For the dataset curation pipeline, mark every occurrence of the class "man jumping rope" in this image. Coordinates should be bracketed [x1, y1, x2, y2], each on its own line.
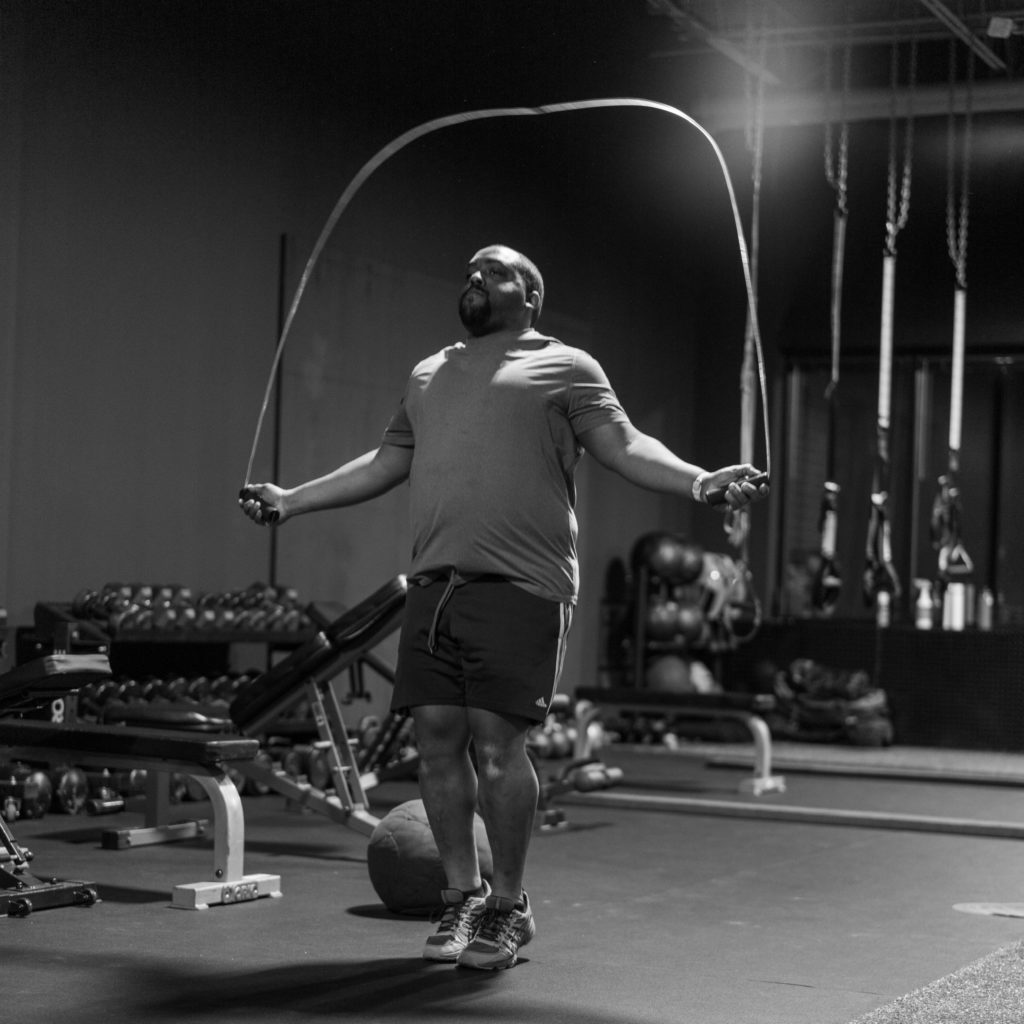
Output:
[240, 243, 767, 970]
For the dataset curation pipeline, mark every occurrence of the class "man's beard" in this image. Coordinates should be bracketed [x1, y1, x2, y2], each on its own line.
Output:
[458, 289, 491, 334]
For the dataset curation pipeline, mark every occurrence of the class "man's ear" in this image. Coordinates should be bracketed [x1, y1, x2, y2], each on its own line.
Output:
[526, 289, 542, 324]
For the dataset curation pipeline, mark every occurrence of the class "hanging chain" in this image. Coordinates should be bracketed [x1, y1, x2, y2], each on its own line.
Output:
[885, 36, 917, 254]
[823, 38, 851, 399]
[823, 41, 851, 216]
[946, 41, 973, 290]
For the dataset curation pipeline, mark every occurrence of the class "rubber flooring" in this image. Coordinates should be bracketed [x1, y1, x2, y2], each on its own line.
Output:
[5, 749, 1024, 1024]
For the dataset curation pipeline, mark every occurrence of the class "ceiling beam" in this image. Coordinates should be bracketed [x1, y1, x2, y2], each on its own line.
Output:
[696, 79, 1024, 132]
[916, 0, 1007, 70]
[649, 10, 1024, 53]
[647, 0, 781, 86]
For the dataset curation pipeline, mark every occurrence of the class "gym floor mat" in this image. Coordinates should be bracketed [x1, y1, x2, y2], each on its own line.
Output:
[5, 766, 1024, 1024]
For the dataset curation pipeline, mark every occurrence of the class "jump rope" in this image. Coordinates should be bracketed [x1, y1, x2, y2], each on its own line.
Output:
[240, 98, 773, 521]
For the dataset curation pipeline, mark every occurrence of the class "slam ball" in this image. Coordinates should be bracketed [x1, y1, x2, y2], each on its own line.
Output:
[644, 655, 694, 693]
[366, 799, 493, 916]
[645, 599, 682, 641]
[631, 532, 704, 585]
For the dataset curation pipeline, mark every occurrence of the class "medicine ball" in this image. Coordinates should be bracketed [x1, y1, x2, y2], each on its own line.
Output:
[366, 799, 493, 916]
[644, 655, 694, 693]
[631, 532, 704, 585]
[645, 599, 681, 641]
[676, 602, 705, 643]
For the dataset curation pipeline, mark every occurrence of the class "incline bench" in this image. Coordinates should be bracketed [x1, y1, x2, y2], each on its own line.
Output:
[109, 574, 411, 838]
[0, 653, 281, 912]
[573, 687, 786, 795]
[228, 574, 409, 836]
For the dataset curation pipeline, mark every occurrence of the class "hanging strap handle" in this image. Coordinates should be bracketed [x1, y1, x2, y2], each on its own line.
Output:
[864, 37, 915, 613]
[812, 41, 851, 614]
[932, 41, 974, 582]
[725, 24, 769, 556]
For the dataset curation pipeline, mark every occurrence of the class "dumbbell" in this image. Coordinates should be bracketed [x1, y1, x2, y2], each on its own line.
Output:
[208, 675, 239, 700]
[547, 725, 573, 759]
[48, 765, 89, 814]
[281, 745, 311, 780]
[8, 766, 53, 820]
[97, 583, 134, 615]
[168, 774, 189, 804]
[357, 715, 381, 750]
[71, 588, 100, 618]
[307, 745, 333, 791]
[569, 763, 624, 792]
[139, 678, 168, 703]
[183, 775, 207, 802]
[162, 676, 190, 701]
[527, 727, 552, 759]
[150, 605, 180, 630]
[186, 676, 213, 701]
[85, 769, 126, 815]
[241, 750, 274, 796]
[86, 768, 144, 798]
[77, 679, 118, 716]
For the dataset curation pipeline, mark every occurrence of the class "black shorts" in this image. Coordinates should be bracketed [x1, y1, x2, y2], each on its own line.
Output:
[391, 572, 574, 723]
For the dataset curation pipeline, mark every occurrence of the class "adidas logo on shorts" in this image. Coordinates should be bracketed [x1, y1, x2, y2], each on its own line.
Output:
[535, 697, 548, 708]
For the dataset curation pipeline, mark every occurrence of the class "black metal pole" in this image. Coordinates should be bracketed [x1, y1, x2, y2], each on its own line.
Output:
[269, 233, 287, 589]
[988, 361, 1007, 600]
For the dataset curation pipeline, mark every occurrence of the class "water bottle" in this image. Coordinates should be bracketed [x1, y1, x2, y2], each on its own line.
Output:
[977, 588, 995, 631]
[914, 580, 934, 630]
[876, 591, 891, 628]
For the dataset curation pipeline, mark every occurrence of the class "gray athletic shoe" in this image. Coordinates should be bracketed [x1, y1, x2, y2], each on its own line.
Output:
[422, 881, 491, 962]
[457, 891, 535, 970]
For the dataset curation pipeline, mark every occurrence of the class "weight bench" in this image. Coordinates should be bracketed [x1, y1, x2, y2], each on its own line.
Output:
[95, 575, 409, 842]
[573, 687, 786, 795]
[0, 654, 281, 911]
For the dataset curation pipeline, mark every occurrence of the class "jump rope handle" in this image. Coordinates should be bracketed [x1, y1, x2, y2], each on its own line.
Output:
[703, 471, 769, 508]
[239, 486, 280, 525]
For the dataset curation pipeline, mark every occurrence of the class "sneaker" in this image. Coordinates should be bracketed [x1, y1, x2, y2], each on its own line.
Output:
[422, 881, 491, 962]
[457, 891, 535, 970]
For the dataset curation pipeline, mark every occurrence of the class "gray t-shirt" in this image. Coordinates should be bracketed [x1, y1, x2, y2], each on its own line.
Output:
[382, 328, 628, 603]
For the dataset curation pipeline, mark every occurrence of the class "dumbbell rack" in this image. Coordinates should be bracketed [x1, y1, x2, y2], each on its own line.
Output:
[6, 600, 316, 848]
[22, 587, 317, 684]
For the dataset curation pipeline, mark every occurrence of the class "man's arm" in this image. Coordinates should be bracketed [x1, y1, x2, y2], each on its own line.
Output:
[579, 420, 766, 509]
[239, 443, 413, 526]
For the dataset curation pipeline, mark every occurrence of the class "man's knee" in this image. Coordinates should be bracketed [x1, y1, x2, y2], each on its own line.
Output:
[412, 704, 470, 759]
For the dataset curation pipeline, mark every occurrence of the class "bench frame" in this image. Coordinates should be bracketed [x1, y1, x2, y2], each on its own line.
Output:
[236, 663, 380, 837]
[0, 720, 282, 910]
[573, 689, 786, 795]
[230, 574, 409, 838]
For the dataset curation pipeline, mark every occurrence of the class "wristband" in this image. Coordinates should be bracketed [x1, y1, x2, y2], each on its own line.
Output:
[692, 472, 709, 504]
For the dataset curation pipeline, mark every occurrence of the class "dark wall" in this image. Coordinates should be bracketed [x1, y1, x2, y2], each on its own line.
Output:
[2, 0, 1022, 691]
[0, 1, 713, 699]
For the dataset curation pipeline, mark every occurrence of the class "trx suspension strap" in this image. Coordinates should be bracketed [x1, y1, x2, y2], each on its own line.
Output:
[725, 30, 767, 560]
[863, 37, 916, 624]
[931, 42, 975, 583]
[812, 41, 851, 615]
[720, 24, 768, 647]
